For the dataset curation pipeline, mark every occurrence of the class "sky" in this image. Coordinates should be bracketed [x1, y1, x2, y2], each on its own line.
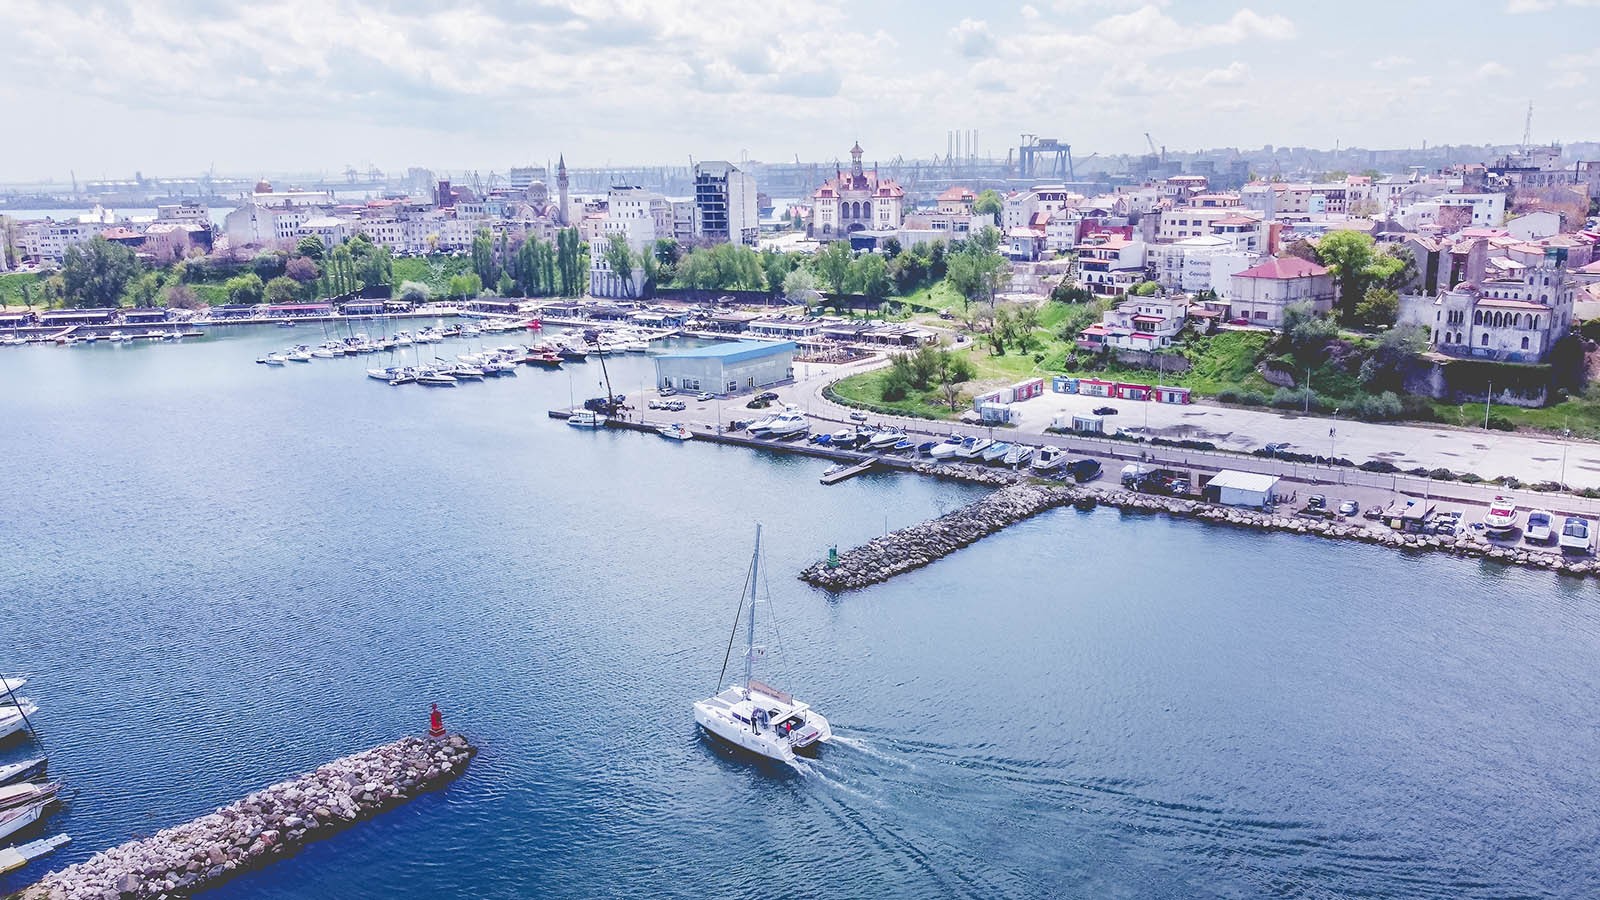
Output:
[2, 0, 1598, 181]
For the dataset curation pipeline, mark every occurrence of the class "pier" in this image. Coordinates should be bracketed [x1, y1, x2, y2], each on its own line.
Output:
[14, 733, 475, 900]
[820, 459, 877, 485]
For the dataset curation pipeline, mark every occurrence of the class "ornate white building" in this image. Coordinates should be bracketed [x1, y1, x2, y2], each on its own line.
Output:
[809, 142, 904, 238]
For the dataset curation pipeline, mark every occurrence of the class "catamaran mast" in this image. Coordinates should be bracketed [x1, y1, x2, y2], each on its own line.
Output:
[745, 524, 760, 690]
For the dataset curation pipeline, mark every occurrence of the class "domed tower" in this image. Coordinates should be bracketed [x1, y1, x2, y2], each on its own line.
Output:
[849, 141, 864, 181]
[556, 154, 569, 226]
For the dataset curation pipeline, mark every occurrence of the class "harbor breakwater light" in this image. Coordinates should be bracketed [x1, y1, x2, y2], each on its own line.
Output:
[13, 732, 475, 900]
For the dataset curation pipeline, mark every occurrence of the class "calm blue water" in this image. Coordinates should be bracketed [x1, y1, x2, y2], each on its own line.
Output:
[2, 328, 1598, 898]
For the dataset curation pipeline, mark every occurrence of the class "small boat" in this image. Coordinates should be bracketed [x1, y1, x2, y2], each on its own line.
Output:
[821, 462, 850, 479]
[830, 428, 857, 444]
[107, 330, 131, 343]
[916, 440, 937, 456]
[0, 757, 45, 788]
[311, 346, 337, 359]
[367, 367, 401, 381]
[1483, 496, 1520, 536]
[285, 346, 313, 362]
[0, 833, 71, 875]
[810, 433, 832, 446]
[657, 423, 694, 441]
[1004, 444, 1033, 467]
[892, 438, 916, 452]
[257, 353, 287, 366]
[0, 675, 26, 695]
[556, 346, 588, 361]
[0, 781, 59, 813]
[958, 437, 992, 460]
[388, 370, 417, 386]
[1031, 446, 1068, 473]
[523, 353, 563, 369]
[1525, 510, 1554, 545]
[928, 435, 966, 460]
[693, 526, 831, 763]
[1559, 516, 1593, 555]
[567, 409, 605, 428]
[982, 441, 1012, 463]
[0, 797, 56, 844]
[277, 320, 297, 328]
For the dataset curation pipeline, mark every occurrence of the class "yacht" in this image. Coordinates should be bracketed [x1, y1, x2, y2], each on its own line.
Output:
[1003, 444, 1034, 467]
[0, 675, 27, 695]
[0, 797, 55, 844]
[415, 367, 457, 387]
[257, 352, 288, 366]
[866, 430, 904, 450]
[366, 366, 403, 381]
[1524, 510, 1554, 545]
[830, 427, 858, 444]
[0, 757, 46, 788]
[567, 409, 605, 428]
[764, 411, 809, 439]
[1559, 516, 1594, 555]
[958, 437, 993, 460]
[285, 346, 313, 362]
[0, 699, 37, 741]
[1483, 496, 1520, 536]
[982, 441, 1012, 463]
[0, 781, 59, 814]
[1030, 445, 1068, 473]
[693, 526, 831, 763]
[311, 344, 338, 359]
[928, 435, 966, 460]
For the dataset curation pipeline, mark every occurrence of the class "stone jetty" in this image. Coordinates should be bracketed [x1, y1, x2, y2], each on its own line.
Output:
[800, 475, 1600, 592]
[800, 481, 1072, 591]
[14, 734, 475, 900]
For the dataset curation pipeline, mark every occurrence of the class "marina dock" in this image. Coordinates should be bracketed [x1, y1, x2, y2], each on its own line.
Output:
[820, 459, 877, 485]
[14, 733, 474, 900]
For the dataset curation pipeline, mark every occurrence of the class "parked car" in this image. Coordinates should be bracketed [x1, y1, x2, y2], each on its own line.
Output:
[1263, 442, 1290, 454]
[746, 398, 771, 410]
[1337, 500, 1359, 517]
[664, 399, 686, 412]
[1307, 494, 1327, 510]
[658, 387, 676, 397]
[755, 391, 780, 402]
[849, 411, 868, 422]
[1093, 406, 1118, 416]
[647, 399, 665, 410]
[695, 392, 714, 401]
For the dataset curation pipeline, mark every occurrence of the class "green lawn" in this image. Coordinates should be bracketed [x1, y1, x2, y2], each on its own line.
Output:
[0, 272, 42, 308]
[1430, 394, 1600, 438]
[392, 255, 474, 295]
[827, 369, 968, 420]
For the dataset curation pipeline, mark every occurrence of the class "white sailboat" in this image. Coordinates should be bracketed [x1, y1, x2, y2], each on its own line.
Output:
[693, 525, 831, 763]
[0, 699, 38, 741]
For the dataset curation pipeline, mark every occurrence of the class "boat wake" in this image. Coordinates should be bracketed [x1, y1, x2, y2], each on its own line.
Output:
[784, 757, 881, 805]
[827, 734, 918, 770]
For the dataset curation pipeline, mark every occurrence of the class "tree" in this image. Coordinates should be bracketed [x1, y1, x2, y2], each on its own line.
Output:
[1051, 280, 1093, 304]
[989, 305, 1015, 354]
[61, 236, 140, 308]
[935, 349, 975, 411]
[265, 276, 300, 303]
[1314, 230, 1403, 322]
[447, 273, 483, 299]
[224, 272, 265, 305]
[397, 281, 432, 303]
[126, 271, 163, 308]
[285, 256, 319, 284]
[973, 189, 1003, 217]
[471, 228, 499, 287]
[880, 237, 903, 258]
[848, 253, 891, 302]
[888, 250, 926, 295]
[1015, 303, 1041, 351]
[947, 228, 1009, 310]
[252, 250, 286, 279]
[163, 283, 203, 310]
[603, 233, 635, 296]
[295, 235, 325, 262]
[1131, 280, 1159, 296]
[783, 267, 819, 306]
[556, 228, 583, 297]
[1354, 286, 1399, 328]
[761, 249, 795, 296]
[813, 241, 853, 295]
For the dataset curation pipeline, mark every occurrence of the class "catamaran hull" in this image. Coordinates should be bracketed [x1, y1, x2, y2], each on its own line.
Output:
[694, 705, 797, 762]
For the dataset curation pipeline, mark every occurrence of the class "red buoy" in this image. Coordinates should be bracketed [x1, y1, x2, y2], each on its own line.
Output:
[428, 702, 447, 739]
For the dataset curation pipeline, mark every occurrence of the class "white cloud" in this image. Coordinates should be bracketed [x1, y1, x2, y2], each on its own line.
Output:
[1199, 61, 1251, 86]
[1476, 62, 1512, 78]
[1020, 4, 1040, 20]
[1052, 0, 1168, 12]
[1506, 0, 1599, 10]
[950, 18, 998, 58]
[1551, 70, 1589, 88]
[1371, 54, 1414, 71]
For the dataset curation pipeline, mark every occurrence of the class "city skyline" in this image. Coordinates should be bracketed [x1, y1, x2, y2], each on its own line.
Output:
[4, 1, 1599, 181]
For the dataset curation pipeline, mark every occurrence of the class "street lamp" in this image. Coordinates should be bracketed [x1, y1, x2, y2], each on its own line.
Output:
[1484, 380, 1493, 430]
[1304, 366, 1312, 415]
[1561, 426, 1571, 491]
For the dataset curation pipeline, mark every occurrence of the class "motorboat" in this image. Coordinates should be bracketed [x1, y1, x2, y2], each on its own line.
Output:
[523, 352, 563, 369]
[107, 331, 131, 343]
[747, 411, 783, 435]
[257, 353, 287, 366]
[916, 440, 937, 456]
[693, 526, 831, 763]
[0, 675, 26, 695]
[1525, 510, 1554, 545]
[387, 368, 418, 386]
[809, 433, 832, 446]
[0, 797, 55, 844]
[1031, 445, 1068, 473]
[1003, 444, 1034, 467]
[567, 409, 605, 428]
[311, 345, 338, 359]
[556, 345, 588, 362]
[928, 435, 966, 460]
[982, 441, 1012, 463]
[821, 462, 850, 479]
[765, 411, 810, 439]
[958, 437, 993, 460]
[830, 427, 858, 444]
[0, 698, 37, 741]
[1483, 497, 1520, 536]
[0, 757, 45, 788]
[285, 346, 313, 362]
[367, 367, 403, 381]
[415, 368, 457, 387]
[892, 437, 916, 452]
[657, 423, 694, 441]
[0, 780, 58, 813]
[1559, 516, 1594, 555]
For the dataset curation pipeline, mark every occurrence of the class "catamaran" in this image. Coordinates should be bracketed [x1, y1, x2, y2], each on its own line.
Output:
[693, 526, 831, 763]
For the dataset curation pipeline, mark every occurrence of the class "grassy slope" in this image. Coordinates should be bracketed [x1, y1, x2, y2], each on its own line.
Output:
[0, 272, 41, 307]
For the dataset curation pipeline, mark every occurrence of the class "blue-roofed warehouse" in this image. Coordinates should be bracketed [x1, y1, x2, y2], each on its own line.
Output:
[652, 340, 796, 396]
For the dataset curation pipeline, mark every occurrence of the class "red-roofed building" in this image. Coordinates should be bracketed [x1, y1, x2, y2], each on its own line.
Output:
[810, 142, 905, 239]
[1228, 256, 1335, 327]
[937, 187, 976, 215]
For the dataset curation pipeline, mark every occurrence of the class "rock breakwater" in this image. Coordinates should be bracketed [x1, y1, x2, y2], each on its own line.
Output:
[800, 482, 1071, 591]
[15, 734, 475, 900]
